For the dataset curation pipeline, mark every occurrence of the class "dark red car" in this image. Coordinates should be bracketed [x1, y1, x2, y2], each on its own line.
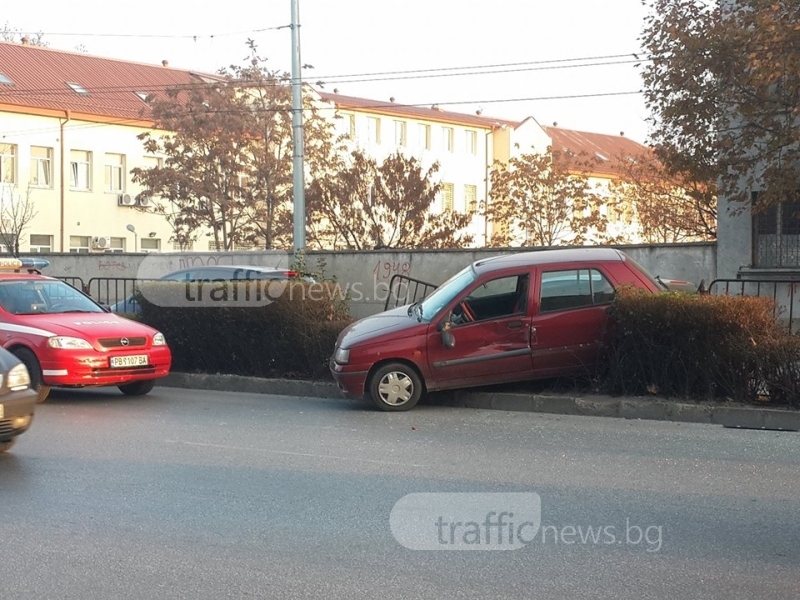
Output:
[330, 248, 695, 411]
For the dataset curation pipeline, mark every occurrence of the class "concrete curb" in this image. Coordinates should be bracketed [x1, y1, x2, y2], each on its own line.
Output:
[157, 372, 800, 431]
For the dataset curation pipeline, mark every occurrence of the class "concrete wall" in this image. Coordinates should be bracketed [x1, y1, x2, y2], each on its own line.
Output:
[716, 194, 753, 279]
[31, 242, 717, 318]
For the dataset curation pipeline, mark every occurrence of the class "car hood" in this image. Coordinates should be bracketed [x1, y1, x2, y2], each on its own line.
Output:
[13, 312, 158, 340]
[337, 305, 426, 347]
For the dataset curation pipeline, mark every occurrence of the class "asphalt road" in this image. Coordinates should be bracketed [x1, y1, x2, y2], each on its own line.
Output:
[1, 386, 798, 600]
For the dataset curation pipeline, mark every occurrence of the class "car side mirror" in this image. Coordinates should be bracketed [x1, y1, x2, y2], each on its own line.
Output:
[440, 319, 456, 349]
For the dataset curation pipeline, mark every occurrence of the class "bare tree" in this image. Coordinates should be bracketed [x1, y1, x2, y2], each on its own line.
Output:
[0, 22, 47, 46]
[486, 150, 609, 247]
[0, 184, 38, 257]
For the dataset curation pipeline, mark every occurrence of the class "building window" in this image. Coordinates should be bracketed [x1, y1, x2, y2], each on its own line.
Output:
[105, 153, 125, 192]
[442, 127, 454, 152]
[441, 183, 454, 212]
[29, 234, 52, 253]
[465, 131, 477, 155]
[753, 192, 800, 267]
[140, 238, 160, 252]
[142, 155, 162, 170]
[69, 150, 91, 190]
[367, 117, 381, 144]
[69, 236, 91, 253]
[418, 124, 431, 150]
[0, 234, 18, 254]
[106, 237, 126, 253]
[337, 112, 356, 139]
[464, 184, 478, 213]
[0, 144, 16, 184]
[66, 81, 89, 95]
[30, 146, 53, 187]
[394, 120, 407, 146]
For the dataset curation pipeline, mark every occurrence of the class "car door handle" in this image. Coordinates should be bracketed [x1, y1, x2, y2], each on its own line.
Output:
[507, 321, 523, 329]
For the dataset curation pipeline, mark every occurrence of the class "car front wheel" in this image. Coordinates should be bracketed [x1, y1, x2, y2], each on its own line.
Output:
[11, 347, 50, 403]
[367, 362, 423, 412]
[118, 379, 156, 396]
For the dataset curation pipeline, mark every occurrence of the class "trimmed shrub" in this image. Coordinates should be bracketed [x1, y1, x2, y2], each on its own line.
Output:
[137, 280, 351, 380]
[604, 286, 800, 406]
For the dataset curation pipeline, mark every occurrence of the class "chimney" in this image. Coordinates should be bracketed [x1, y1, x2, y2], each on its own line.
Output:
[20, 36, 29, 45]
[162, 60, 169, 67]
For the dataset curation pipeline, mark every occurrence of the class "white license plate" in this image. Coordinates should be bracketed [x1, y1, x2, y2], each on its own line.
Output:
[0, 404, 3, 419]
[110, 355, 149, 368]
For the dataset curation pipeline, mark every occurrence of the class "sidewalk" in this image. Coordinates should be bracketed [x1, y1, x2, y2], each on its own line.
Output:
[157, 372, 800, 431]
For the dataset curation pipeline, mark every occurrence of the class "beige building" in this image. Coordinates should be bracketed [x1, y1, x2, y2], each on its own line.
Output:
[0, 39, 656, 253]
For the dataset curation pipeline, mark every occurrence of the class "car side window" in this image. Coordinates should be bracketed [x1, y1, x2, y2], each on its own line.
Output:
[539, 269, 615, 313]
[451, 274, 529, 325]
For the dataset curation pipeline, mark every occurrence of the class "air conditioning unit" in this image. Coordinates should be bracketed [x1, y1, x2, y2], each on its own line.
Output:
[118, 193, 135, 206]
[92, 236, 112, 250]
[137, 195, 152, 207]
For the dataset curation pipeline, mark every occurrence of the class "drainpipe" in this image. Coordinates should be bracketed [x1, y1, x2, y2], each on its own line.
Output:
[59, 110, 70, 251]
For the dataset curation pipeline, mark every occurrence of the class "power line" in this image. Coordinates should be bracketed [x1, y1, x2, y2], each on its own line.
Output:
[0, 55, 647, 98]
[0, 90, 644, 138]
[10, 25, 292, 39]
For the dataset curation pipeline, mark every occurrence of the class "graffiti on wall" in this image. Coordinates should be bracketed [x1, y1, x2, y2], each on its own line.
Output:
[372, 260, 411, 281]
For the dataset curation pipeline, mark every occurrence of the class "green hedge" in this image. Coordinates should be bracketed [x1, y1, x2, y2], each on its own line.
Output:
[604, 286, 800, 406]
[137, 280, 351, 379]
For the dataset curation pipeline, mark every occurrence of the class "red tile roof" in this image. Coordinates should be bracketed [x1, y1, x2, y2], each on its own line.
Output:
[0, 41, 219, 124]
[543, 125, 653, 178]
[316, 90, 519, 129]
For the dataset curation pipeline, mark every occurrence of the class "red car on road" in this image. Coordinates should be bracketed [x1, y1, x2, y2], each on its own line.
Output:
[0, 258, 171, 402]
[330, 248, 696, 411]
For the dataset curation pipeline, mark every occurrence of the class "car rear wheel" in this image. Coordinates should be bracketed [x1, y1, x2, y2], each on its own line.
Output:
[11, 347, 50, 403]
[118, 379, 155, 396]
[0, 439, 15, 453]
[367, 362, 423, 412]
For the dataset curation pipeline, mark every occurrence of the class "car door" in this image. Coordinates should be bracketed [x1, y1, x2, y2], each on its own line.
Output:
[426, 272, 533, 388]
[530, 267, 615, 377]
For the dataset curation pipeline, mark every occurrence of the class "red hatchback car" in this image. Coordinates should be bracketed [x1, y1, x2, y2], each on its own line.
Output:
[330, 248, 695, 411]
[0, 258, 172, 403]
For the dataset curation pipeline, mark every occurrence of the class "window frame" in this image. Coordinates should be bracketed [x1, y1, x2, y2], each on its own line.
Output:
[29, 234, 53, 253]
[538, 268, 615, 314]
[0, 143, 17, 184]
[69, 150, 91, 191]
[29, 146, 53, 188]
[104, 153, 125, 193]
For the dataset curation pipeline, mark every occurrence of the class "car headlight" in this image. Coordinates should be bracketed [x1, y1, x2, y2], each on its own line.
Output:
[7, 363, 30, 391]
[47, 336, 93, 349]
[152, 332, 166, 346]
[333, 347, 350, 364]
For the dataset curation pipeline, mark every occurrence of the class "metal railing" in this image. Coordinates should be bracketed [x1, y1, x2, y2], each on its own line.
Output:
[55, 276, 86, 292]
[708, 278, 800, 333]
[384, 274, 438, 311]
[85, 277, 143, 307]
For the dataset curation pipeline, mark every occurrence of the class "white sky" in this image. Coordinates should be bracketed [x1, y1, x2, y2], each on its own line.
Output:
[4, 0, 653, 142]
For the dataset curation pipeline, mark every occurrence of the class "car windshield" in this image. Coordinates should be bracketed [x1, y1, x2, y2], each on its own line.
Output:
[0, 280, 105, 315]
[417, 265, 476, 321]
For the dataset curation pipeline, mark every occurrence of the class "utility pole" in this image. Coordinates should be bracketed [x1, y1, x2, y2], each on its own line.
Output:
[290, 0, 306, 253]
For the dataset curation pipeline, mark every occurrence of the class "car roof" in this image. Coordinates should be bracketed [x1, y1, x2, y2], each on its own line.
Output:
[472, 248, 627, 274]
